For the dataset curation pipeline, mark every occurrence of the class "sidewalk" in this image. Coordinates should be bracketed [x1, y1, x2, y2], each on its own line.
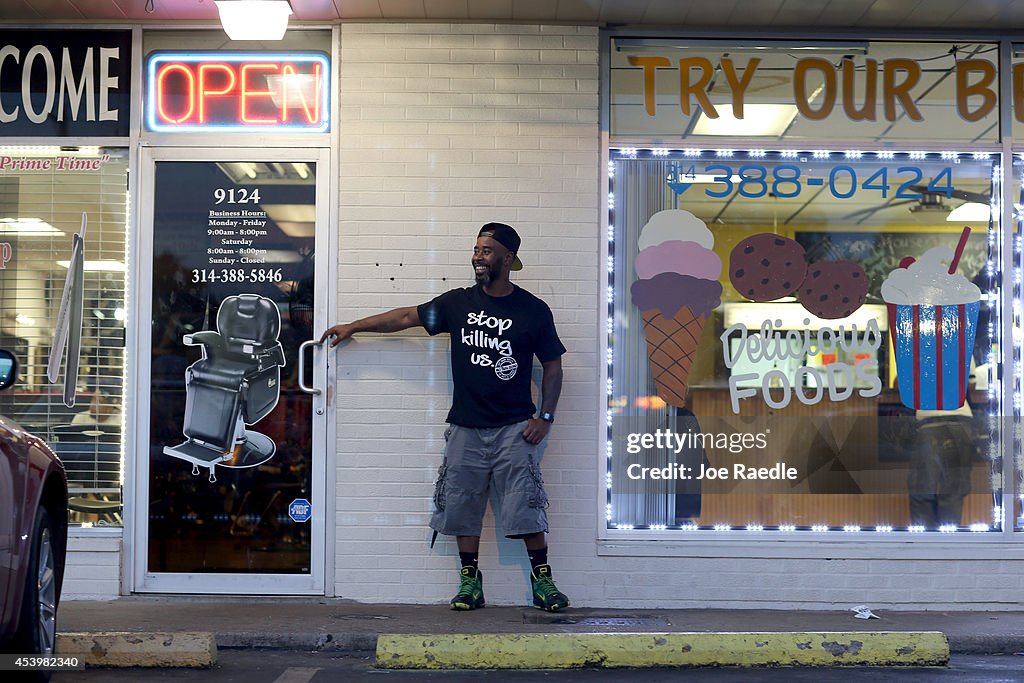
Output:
[58, 598, 1024, 656]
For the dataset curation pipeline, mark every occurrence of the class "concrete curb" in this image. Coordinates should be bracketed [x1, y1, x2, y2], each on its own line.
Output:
[57, 632, 217, 668]
[217, 631, 378, 652]
[375, 632, 950, 669]
[211, 631, 1019, 657]
[947, 635, 1024, 655]
[57, 628, 1024, 664]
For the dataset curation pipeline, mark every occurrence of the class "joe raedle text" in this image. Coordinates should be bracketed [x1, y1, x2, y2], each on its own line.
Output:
[626, 461, 797, 481]
[623, 428, 796, 481]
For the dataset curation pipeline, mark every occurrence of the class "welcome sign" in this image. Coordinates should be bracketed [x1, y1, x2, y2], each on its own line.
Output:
[0, 30, 131, 137]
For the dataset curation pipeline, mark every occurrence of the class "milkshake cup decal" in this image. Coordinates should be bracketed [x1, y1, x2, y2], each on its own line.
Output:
[880, 227, 980, 410]
[630, 210, 723, 407]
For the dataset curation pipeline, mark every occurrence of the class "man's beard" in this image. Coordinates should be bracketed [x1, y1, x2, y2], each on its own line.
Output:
[474, 263, 499, 285]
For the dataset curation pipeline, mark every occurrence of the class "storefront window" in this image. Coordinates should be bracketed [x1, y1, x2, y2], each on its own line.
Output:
[607, 148, 1002, 533]
[0, 146, 128, 527]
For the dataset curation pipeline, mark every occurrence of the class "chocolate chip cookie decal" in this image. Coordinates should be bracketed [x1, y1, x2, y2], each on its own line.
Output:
[728, 234, 808, 302]
[729, 233, 870, 319]
[799, 260, 869, 319]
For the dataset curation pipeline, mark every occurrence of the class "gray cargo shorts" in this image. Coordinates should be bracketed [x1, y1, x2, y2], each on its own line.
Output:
[430, 420, 549, 538]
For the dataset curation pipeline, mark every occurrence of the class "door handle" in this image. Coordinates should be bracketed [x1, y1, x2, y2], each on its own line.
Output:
[298, 339, 322, 395]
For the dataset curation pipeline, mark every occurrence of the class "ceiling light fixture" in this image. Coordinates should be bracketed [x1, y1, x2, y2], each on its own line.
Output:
[57, 260, 126, 272]
[692, 104, 799, 136]
[263, 204, 315, 237]
[946, 202, 990, 223]
[215, 0, 293, 41]
[0, 218, 64, 236]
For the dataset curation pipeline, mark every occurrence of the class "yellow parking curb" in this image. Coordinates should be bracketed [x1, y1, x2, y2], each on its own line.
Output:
[376, 632, 949, 669]
[58, 632, 217, 668]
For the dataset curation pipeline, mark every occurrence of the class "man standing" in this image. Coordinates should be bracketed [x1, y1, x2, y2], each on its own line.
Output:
[321, 223, 569, 612]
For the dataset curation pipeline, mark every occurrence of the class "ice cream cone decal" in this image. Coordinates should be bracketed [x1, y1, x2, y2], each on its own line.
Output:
[631, 210, 723, 407]
[639, 305, 707, 406]
[881, 227, 979, 410]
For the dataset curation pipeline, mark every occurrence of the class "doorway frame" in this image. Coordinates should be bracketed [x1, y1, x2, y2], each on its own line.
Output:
[129, 146, 334, 594]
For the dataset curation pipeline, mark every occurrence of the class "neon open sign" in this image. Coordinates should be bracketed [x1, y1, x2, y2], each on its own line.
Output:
[146, 52, 329, 132]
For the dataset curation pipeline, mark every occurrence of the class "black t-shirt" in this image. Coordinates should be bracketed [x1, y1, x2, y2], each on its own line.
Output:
[417, 285, 566, 428]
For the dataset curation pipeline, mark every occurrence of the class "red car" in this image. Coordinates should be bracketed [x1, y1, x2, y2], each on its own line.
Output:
[0, 348, 68, 666]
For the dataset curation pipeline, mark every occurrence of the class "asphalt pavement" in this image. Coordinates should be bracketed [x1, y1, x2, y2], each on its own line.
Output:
[48, 651, 1024, 682]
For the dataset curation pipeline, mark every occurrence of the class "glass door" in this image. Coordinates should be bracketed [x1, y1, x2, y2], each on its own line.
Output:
[133, 148, 330, 594]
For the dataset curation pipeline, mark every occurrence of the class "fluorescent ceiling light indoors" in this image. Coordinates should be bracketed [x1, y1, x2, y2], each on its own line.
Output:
[946, 202, 990, 223]
[57, 260, 126, 272]
[263, 204, 315, 237]
[0, 218, 65, 236]
[692, 104, 800, 136]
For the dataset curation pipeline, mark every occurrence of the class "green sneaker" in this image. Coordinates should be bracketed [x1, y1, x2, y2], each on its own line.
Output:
[531, 564, 569, 612]
[450, 566, 485, 610]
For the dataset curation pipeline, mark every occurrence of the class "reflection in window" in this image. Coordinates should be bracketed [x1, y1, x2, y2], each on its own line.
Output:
[607, 148, 1003, 533]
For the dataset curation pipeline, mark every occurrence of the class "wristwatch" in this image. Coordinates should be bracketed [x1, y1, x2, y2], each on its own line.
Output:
[539, 411, 555, 423]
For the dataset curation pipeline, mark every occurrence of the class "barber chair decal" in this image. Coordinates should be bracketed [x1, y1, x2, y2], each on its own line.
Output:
[164, 294, 286, 482]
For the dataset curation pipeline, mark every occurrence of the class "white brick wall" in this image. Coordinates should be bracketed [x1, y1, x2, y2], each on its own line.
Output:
[333, 22, 1024, 611]
[577, 553, 1024, 610]
[335, 22, 600, 607]
[63, 532, 120, 600]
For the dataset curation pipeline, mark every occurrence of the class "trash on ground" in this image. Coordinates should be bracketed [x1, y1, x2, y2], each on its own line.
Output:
[851, 605, 880, 619]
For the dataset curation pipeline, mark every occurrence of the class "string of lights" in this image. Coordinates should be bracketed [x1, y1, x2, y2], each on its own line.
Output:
[606, 147, 1006, 535]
